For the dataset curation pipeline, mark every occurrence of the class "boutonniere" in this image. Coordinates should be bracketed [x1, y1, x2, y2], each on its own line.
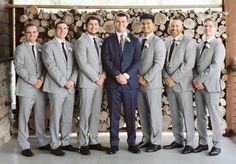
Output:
[175, 40, 180, 45]
[68, 47, 73, 53]
[99, 42, 103, 47]
[126, 37, 131, 43]
[144, 42, 150, 48]
[205, 42, 211, 48]
[38, 49, 42, 53]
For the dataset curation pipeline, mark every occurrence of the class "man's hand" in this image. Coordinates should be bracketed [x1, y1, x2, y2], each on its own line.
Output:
[65, 80, 75, 89]
[96, 74, 105, 87]
[164, 76, 176, 87]
[192, 79, 204, 90]
[138, 75, 148, 87]
[116, 74, 128, 85]
[33, 79, 43, 89]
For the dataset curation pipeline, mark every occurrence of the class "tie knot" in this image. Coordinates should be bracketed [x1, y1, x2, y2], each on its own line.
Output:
[172, 39, 176, 43]
[32, 45, 34, 48]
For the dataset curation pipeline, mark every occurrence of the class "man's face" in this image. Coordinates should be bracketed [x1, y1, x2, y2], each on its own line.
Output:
[114, 16, 128, 33]
[87, 19, 99, 36]
[204, 21, 217, 38]
[25, 25, 39, 43]
[55, 23, 68, 39]
[169, 20, 183, 38]
[141, 19, 154, 36]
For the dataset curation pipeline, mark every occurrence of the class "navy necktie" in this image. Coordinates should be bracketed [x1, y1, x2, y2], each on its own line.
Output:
[201, 41, 208, 55]
[61, 42, 67, 61]
[168, 39, 175, 62]
[93, 38, 99, 56]
[141, 38, 147, 51]
[32, 45, 36, 61]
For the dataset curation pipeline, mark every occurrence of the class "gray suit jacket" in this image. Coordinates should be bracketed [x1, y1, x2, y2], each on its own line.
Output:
[14, 42, 45, 97]
[193, 37, 225, 92]
[74, 32, 105, 88]
[163, 34, 196, 92]
[42, 38, 78, 94]
[139, 33, 166, 89]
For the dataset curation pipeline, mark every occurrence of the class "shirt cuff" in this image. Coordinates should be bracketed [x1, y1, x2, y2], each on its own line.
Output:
[123, 73, 130, 80]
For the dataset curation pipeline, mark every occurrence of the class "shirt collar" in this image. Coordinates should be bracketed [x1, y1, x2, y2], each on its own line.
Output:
[55, 37, 65, 44]
[116, 31, 128, 38]
[143, 32, 153, 40]
[87, 32, 97, 42]
[171, 34, 181, 41]
[203, 35, 215, 43]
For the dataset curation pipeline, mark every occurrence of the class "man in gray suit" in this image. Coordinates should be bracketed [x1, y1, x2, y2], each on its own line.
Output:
[42, 22, 78, 156]
[14, 23, 50, 157]
[162, 18, 196, 154]
[74, 15, 107, 155]
[137, 14, 166, 152]
[192, 18, 225, 156]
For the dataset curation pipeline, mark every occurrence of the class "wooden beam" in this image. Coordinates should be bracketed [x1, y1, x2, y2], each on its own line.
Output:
[4, 3, 222, 9]
[224, 0, 236, 135]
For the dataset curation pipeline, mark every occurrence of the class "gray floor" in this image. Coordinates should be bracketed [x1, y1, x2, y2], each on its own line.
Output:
[0, 132, 236, 164]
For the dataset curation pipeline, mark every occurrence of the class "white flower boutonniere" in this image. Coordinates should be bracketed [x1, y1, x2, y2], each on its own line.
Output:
[175, 40, 181, 45]
[99, 42, 103, 47]
[126, 37, 131, 43]
[144, 42, 150, 48]
[38, 49, 42, 53]
[68, 47, 73, 53]
[205, 42, 211, 48]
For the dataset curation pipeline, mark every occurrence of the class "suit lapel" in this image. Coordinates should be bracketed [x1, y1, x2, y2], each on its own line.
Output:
[53, 38, 67, 64]
[85, 33, 99, 59]
[111, 34, 122, 60]
[24, 42, 36, 65]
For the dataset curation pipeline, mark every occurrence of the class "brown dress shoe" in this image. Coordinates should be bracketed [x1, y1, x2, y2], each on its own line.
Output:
[38, 144, 51, 151]
[89, 143, 108, 151]
[21, 149, 34, 157]
[61, 144, 79, 152]
[163, 141, 183, 149]
[80, 146, 91, 155]
[51, 147, 66, 156]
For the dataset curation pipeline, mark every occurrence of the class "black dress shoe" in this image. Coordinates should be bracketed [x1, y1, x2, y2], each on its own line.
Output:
[193, 145, 208, 153]
[137, 141, 151, 148]
[21, 149, 34, 157]
[80, 146, 91, 155]
[38, 144, 51, 151]
[146, 144, 161, 152]
[51, 147, 66, 156]
[128, 145, 141, 154]
[89, 143, 108, 151]
[163, 141, 184, 149]
[181, 145, 194, 154]
[208, 147, 221, 156]
[106, 146, 119, 155]
[61, 144, 79, 152]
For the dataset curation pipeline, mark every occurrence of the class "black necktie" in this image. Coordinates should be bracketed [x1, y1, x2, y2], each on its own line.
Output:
[61, 42, 67, 61]
[32, 45, 36, 61]
[93, 38, 99, 56]
[168, 39, 175, 62]
[201, 41, 208, 55]
[141, 38, 147, 51]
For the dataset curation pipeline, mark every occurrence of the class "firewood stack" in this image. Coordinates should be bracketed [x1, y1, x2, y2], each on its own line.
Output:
[20, 7, 228, 133]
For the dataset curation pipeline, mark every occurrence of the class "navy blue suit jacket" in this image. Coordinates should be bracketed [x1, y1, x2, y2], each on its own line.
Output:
[102, 33, 141, 89]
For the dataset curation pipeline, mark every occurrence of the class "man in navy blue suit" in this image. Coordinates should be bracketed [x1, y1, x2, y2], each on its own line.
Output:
[102, 12, 142, 154]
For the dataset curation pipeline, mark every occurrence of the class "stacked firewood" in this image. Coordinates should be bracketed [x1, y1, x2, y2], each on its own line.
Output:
[20, 7, 228, 133]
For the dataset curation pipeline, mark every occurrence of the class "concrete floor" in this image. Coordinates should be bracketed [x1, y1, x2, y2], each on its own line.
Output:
[0, 132, 236, 164]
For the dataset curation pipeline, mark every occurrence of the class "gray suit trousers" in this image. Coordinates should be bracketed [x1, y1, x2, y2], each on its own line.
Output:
[48, 91, 75, 149]
[166, 88, 195, 146]
[18, 93, 48, 150]
[137, 88, 163, 145]
[78, 88, 103, 146]
[195, 89, 222, 148]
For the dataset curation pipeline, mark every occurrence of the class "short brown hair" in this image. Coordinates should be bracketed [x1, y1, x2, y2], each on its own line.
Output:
[24, 23, 38, 32]
[85, 15, 100, 26]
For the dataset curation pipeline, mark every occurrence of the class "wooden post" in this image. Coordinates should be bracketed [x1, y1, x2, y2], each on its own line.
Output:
[224, 0, 236, 135]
